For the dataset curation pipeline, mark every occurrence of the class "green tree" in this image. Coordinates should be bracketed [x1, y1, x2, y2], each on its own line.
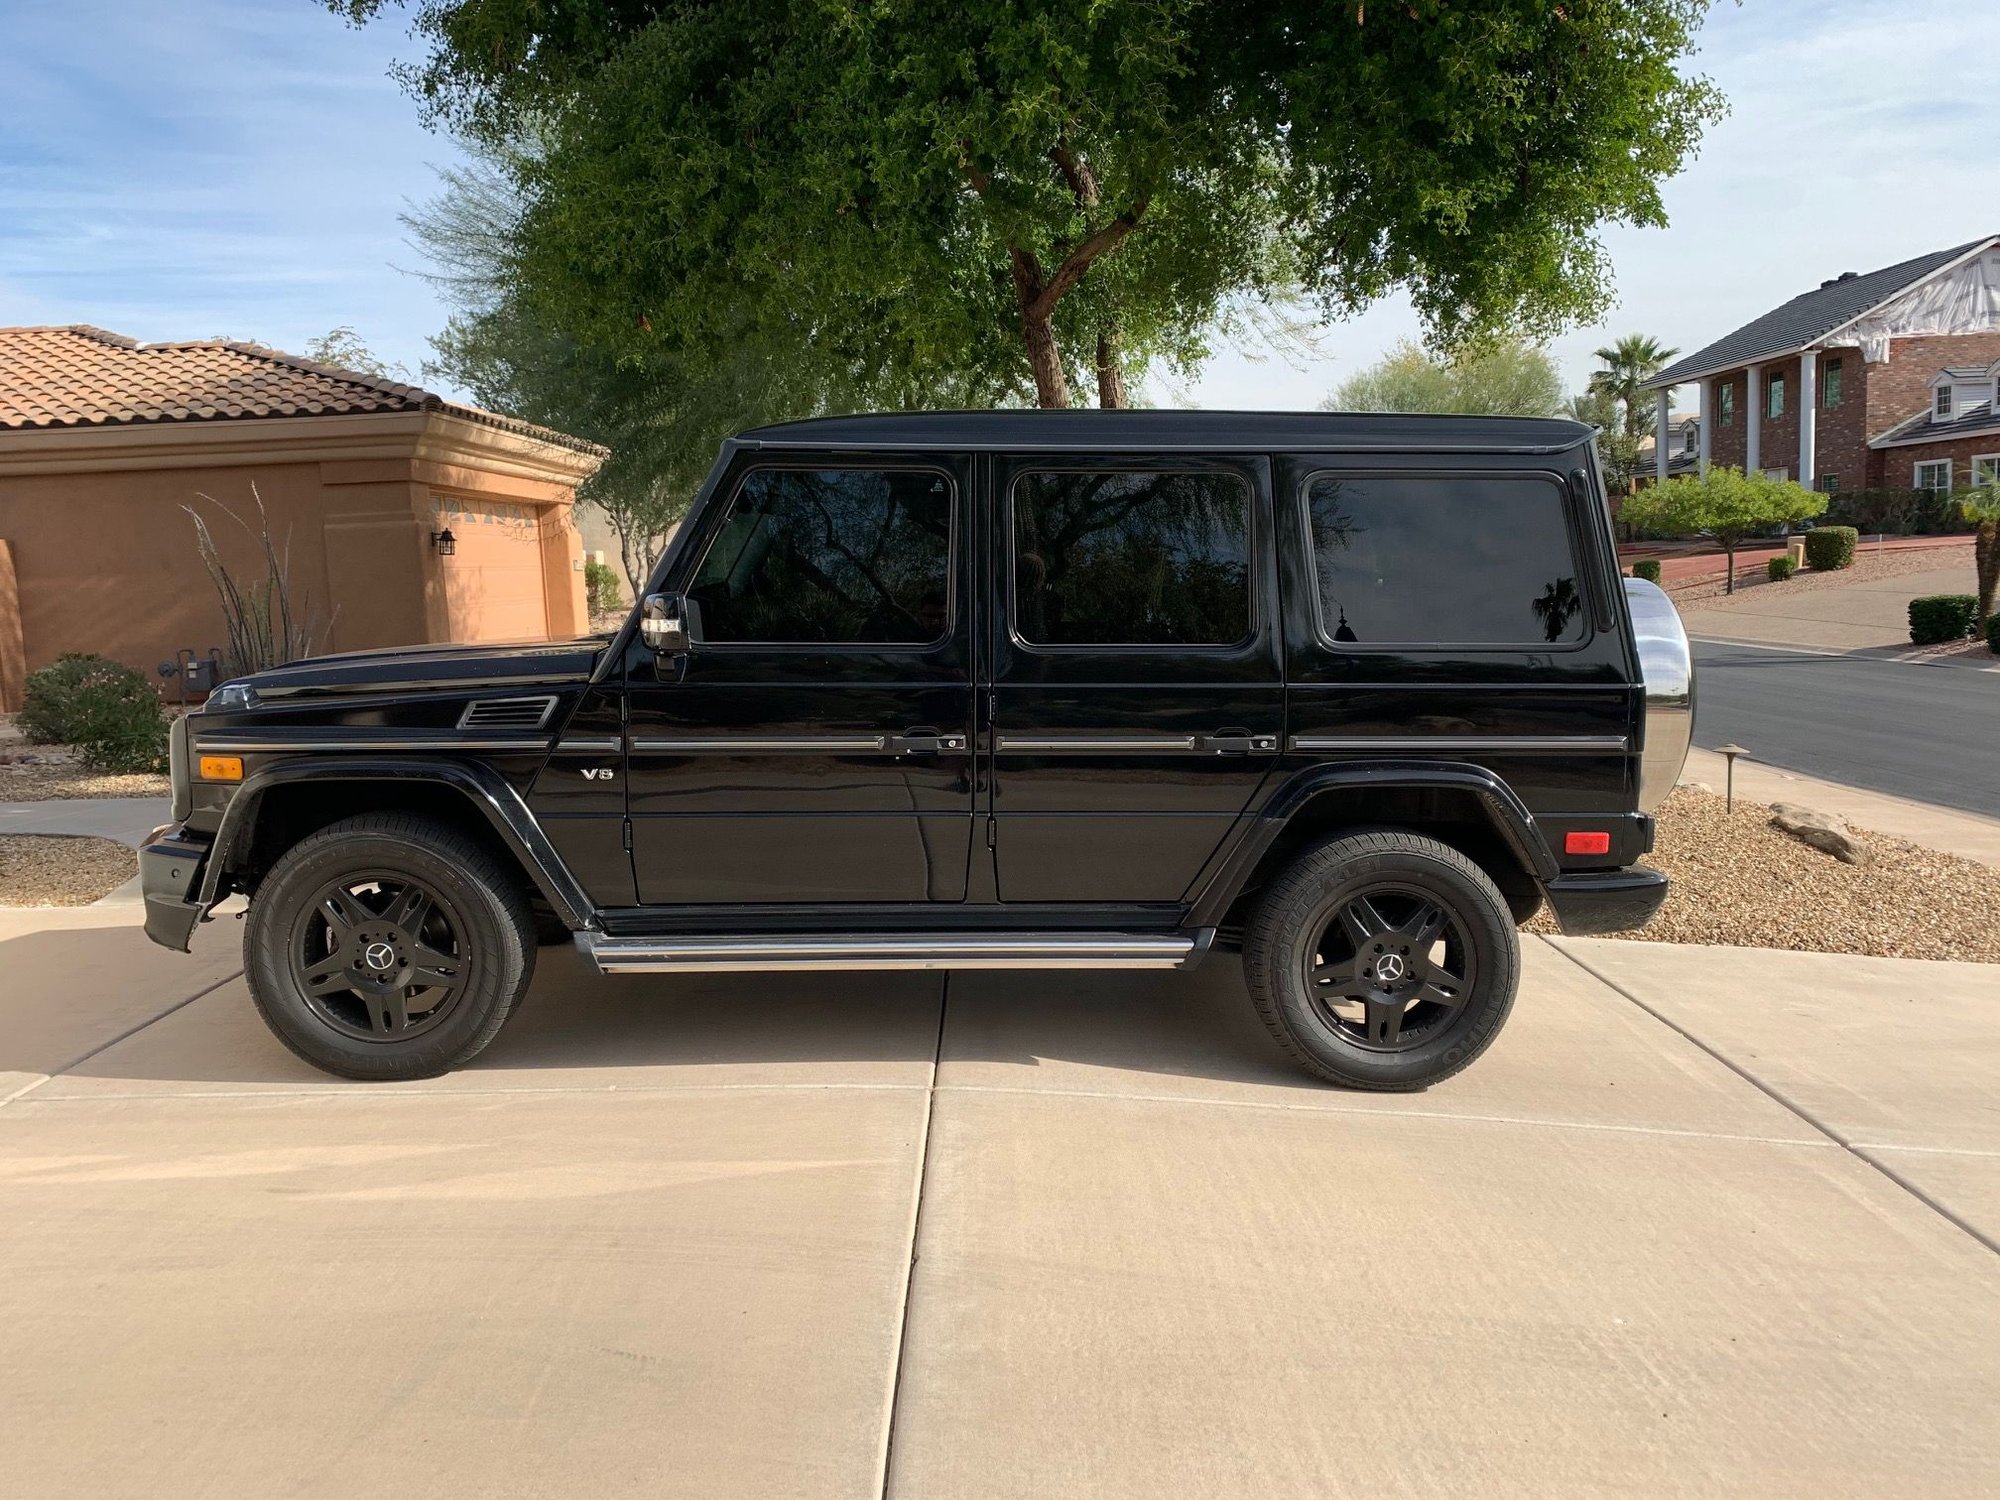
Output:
[331, 0, 1723, 409]
[1620, 467, 1826, 594]
[1959, 488, 2000, 630]
[1325, 337, 1567, 417]
[1567, 388, 1642, 496]
[301, 326, 410, 383]
[1587, 332, 1680, 455]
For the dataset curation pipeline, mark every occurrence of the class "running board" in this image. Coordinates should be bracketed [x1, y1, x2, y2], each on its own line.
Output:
[576, 930, 1207, 974]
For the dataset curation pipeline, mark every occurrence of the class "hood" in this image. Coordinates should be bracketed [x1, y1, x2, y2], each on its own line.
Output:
[240, 635, 613, 698]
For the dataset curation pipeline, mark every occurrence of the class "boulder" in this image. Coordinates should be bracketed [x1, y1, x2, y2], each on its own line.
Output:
[1769, 802, 1871, 865]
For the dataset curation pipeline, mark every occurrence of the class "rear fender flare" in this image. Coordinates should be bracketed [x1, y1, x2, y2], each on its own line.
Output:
[1188, 759, 1557, 927]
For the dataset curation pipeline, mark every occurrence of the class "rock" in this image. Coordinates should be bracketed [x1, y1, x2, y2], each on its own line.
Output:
[1679, 780, 1717, 795]
[1769, 802, 1871, 865]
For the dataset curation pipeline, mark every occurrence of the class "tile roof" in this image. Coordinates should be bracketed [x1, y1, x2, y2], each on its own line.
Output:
[1872, 400, 2000, 449]
[1645, 236, 2000, 389]
[0, 325, 606, 456]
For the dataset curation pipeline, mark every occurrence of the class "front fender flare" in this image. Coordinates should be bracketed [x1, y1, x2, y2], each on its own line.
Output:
[195, 756, 595, 929]
[1186, 759, 1558, 928]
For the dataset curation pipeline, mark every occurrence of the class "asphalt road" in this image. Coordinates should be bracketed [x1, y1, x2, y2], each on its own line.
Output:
[1691, 640, 2000, 817]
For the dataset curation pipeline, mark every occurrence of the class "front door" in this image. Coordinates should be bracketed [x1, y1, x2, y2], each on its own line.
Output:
[986, 456, 1284, 903]
[625, 456, 975, 905]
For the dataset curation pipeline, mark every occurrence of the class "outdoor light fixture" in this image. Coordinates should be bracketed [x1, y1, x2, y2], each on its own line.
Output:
[1716, 742, 1748, 810]
[431, 527, 457, 557]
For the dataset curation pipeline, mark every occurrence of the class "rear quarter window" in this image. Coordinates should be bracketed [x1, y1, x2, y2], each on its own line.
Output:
[1304, 473, 1586, 648]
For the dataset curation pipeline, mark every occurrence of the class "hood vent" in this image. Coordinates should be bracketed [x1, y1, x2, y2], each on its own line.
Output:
[458, 696, 557, 730]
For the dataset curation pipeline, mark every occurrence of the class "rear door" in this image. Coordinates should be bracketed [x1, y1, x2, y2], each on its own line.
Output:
[624, 454, 975, 904]
[984, 455, 1284, 903]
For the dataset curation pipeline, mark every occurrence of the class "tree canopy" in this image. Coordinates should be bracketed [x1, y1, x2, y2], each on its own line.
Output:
[1621, 467, 1825, 592]
[1324, 337, 1566, 417]
[334, 0, 1723, 409]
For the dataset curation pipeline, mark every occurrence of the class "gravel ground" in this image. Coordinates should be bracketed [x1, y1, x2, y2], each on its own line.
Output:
[1663, 543, 1974, 608]
[0, 751, 171, 801]
[1530, 786, 2000, 963]
[0, 835, 137, 906]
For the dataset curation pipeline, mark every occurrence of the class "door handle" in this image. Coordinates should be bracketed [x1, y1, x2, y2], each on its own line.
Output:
[889, 728, 967, 756]
[1202, 728, 1278, 756]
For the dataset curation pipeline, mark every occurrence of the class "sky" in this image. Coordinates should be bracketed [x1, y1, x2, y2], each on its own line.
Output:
[2, 0, 1997, 411]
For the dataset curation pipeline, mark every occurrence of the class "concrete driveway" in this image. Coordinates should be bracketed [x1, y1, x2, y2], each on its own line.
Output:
[3, 909, 1998, 1498]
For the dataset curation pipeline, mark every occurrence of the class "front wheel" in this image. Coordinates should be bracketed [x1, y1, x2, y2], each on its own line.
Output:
[244, 813, 536, 1081]
[1242, 830, 1519, 1091]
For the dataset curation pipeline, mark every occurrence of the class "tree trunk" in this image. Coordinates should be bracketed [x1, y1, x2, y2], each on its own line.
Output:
[1976, 519, 1999, 628]
[1723, 538, 1737, 595]
[1096, 328, 1128, 408]
[1022, 309, 1071, 408]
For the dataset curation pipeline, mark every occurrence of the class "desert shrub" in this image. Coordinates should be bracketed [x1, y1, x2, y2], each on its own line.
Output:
[1803, 525, 1858, 570]
[584, 559, 624, 615]
[1822, 487, 1975, 536]
[1767, 555, 1797, 581]
[1630, 558, 1662, 584]
[1908, 594, 1978, 645]
[19, 655, 167, 771]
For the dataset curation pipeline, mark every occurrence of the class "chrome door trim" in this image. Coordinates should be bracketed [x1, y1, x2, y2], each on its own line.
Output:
[555, 737, 624, 753]
[1288, 734, 1629, 754]
[578, 931, 1199, 973]
[628, 735, 892, 753]
[193, 736, 555, 754]
[995, 735, 1201, 753]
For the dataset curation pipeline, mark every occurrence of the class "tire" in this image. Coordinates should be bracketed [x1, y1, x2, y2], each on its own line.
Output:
[1242, 829, 1519, 1091]
[243, 813, 537, 1081]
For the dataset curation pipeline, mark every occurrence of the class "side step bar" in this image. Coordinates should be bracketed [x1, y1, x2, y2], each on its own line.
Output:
[576, 930, 1207, 974]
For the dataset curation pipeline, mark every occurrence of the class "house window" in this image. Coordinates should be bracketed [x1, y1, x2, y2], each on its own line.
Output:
[1719, 383, 1735, 425]
[1972, 455, 2000, 488]
[1683, 424, 1697, 453]
[1823, 359, 1842, 407]
[1914, 460, 1953, 494]
[1935, 386, 1954, 420]
[1818, 473, 1840, 494]
[1766, 373, 1785, 419]
[1763, 467, 1789, 482]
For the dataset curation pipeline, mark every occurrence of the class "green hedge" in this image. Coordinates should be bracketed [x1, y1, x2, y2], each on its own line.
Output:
[1804, 526, 1858, 570]
[1987, 614, 2000, 656]
[583, 559, 623, 616]
[1909, 594, 1978, 645]
[1630, 558, 1662, 584]
[17, 654, 168, 772]
[1767, 555, 1797, 581]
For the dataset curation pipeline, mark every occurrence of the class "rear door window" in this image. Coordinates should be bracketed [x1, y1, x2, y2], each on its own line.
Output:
[1011, 469, 1251, 647]
[1304, 474, 1587, 647]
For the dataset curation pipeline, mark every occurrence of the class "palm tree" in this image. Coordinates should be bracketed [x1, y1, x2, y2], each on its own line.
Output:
[1588, 334, 1680, 441]
[1961, 488, 2000, 633]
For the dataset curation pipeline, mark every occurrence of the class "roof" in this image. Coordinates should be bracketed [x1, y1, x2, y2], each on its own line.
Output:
[740, 409, 1595, 454]
[1937, 365, 1995, 381]
[1645, 236, 2000, 389]
[1872, 400, 2000, 449]
[0, 325, 607, 456]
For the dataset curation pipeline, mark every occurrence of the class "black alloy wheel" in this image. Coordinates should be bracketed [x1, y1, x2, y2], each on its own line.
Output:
[290, 872, 472, 1042]
[1243, 829, 1519, 1091]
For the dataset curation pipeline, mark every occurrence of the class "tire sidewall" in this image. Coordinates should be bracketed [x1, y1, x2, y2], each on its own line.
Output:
[245, 821, 531, 1081]
[1251, 835, 1519, 1089]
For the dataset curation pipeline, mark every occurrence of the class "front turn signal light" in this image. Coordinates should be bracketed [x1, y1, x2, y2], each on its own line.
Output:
[198, 755, 244, 782]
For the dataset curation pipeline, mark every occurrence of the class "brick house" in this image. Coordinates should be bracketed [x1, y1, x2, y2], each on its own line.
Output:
[1641, 234, 2000, 495]
[0, 326, 606, 710]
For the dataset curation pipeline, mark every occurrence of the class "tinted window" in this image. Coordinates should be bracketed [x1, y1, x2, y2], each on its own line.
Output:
[1306, 475, 1586, 647]
[1012, 470, 1251, 646]
[688, 467, 951, 644]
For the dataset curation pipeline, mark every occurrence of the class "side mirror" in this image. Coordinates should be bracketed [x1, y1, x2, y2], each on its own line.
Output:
[639, 593, 691, 655]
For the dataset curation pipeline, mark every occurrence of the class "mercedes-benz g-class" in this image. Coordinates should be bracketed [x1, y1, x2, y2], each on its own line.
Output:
[140, 411, 1693, 1089]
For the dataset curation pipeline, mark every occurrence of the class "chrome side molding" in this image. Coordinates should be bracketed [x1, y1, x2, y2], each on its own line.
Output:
[577, 931, 1202, 973]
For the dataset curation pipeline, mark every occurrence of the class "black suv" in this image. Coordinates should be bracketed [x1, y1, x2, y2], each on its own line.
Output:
[141, 411, 1692, 1090]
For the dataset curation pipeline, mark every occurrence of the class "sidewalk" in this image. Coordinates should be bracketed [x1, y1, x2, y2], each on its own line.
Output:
[1, 909, 1996, 1497]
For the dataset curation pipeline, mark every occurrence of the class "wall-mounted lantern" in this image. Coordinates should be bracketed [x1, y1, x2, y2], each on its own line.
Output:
[431, 527, 457, 557]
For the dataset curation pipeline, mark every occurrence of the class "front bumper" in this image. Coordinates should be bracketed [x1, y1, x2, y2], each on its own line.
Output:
[139, 824, 211, 952]
[1544, 867, 1669, 935]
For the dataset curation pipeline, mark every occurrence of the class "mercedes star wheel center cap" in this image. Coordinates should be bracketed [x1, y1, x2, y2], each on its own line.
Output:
[1372, 953, 1406, 984]
[363, 942, 398, 972]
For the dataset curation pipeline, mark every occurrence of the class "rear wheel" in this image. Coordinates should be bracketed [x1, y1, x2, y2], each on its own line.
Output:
[1243, 830, 1519, 1091]
[244, 813, 536, 1081]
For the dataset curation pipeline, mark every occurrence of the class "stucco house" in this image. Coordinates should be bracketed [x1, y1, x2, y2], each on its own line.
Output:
[1642, 234, 2000, 495]
[0, 326, 606, 710]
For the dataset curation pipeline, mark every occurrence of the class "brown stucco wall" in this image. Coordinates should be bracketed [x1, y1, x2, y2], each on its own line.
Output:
[0, 413, 598, 701]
